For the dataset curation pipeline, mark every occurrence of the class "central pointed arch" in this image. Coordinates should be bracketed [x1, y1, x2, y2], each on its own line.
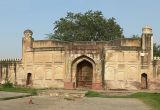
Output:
[76, 60, 93, 88]
[71, 55, 96, 89]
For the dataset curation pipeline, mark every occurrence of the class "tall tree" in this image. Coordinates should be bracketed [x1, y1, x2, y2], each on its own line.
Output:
[153, 43, 160, 57]
[48, 10, 124, 41]
[131, 34, 140, 38]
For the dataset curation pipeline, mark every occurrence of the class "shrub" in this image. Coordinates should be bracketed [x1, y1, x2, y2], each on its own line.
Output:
[85, 91, 103, 97]
[2, 81, 13, 88]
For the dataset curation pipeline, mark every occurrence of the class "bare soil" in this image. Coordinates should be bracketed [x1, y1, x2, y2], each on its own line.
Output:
[0, 96, 150, 110]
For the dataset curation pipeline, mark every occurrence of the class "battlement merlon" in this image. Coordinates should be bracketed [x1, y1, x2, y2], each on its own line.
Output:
[153, 57, 160, 60]
[0, 58, 21, 62]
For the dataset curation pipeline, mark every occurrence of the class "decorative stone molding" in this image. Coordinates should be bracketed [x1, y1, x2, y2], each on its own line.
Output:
[140, 52, 145, 56]
[154, 57, 160, 60]
[0, 58, 21, 62]
[142, 25, 153, 35]
[24, 29, 33, 38]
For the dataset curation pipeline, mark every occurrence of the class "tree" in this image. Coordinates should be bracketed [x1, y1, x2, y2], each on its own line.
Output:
[131, 34, 140, 38]
[48, 10, 124, 41]
[153, 43, 160, 57]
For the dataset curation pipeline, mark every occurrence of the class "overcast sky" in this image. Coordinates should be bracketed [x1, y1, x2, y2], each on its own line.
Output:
[0, 0, 159, 58]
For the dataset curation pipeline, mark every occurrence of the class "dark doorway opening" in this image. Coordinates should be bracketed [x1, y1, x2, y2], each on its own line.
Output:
[76, 60, 93, 88]
[26, 73, 32, 86]
[141, 73, 148, 89]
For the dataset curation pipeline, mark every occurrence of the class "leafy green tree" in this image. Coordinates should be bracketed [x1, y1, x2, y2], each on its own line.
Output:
[131, 34, 140, 38]
[48, 10, 124, 41]
[153, 43, 160, 57]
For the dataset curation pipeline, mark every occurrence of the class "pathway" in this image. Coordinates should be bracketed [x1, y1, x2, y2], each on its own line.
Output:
[0, 96, 150, 110]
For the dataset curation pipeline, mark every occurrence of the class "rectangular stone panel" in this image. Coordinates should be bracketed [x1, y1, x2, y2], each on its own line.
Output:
[124, 52, 138, 62]
[25, 53, 33, 63]
[115, 71, 125, 80]
[106, 52, 116, 62]
[106, 52, 125, 62]
[34, 53, 52, 63]
[105, 67, 115, 80]
[45, 69, 53, 80]
[54, 66, 64, 79]
[53, 53, 64, 63]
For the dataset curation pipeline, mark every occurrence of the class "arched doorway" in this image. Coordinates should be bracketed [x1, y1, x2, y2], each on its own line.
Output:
[26, 73, 32, 85]
[76, 60, 93, 88]
[141, 73, 147, 89]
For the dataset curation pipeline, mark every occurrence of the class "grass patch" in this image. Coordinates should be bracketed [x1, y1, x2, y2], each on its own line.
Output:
[85, 91, 104, 97]
[0, 85, 37, 100]
[85, 91, 160, 110]
[128, 92, 160, 110]
[0, 86, 37, 95]
[2, 81, 13, 88]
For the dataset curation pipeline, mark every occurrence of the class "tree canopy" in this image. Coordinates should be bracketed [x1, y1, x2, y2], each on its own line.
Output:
[153, 43, 160, 57]
[131, 34, 140, 38]
[48, 10, 124, 41]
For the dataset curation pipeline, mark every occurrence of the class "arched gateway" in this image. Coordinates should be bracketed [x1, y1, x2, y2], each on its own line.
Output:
[76, 60, 93, 88]
[71, 55, 95, 89]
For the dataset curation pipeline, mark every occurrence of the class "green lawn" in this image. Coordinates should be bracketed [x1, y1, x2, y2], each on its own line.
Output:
[129, 92, 160, 110]
[0, 85, 38, 100]
[0, 86, 37, 95]
[85, 91, 160, 110]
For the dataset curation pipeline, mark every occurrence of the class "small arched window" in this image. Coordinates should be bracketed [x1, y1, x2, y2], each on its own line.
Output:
[141, 73, 147, 89]
[26, 73, 32, 85]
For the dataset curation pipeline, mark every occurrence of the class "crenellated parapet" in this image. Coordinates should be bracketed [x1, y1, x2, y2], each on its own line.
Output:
[153, 57, 160, 60]
[0, 58, 21, 62]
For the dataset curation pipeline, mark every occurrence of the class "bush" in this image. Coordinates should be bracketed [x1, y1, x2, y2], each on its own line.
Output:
[2, 81, 13, 88]
[85, 91, 103, 97]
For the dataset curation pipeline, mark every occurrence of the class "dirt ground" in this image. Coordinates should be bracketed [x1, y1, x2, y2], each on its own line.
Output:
[0, 96, 150, 110]
[0, 91, 29, 99]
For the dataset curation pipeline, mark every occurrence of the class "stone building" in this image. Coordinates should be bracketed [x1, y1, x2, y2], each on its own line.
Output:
[0, 26, 160, 90]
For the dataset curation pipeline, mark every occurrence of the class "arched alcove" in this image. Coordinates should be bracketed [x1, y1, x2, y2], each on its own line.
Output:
[71, 55, 96, 89]
[141, 73, 148, 89]
[26, 73, 32, 85]
[76, 60, 93, 88]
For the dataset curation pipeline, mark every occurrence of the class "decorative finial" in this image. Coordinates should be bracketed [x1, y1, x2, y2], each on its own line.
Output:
[24, 29, 33, 38]
[142, 25, 153, 35]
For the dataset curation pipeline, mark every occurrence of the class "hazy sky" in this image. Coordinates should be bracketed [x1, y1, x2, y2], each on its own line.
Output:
[0, 0, 159, 58]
